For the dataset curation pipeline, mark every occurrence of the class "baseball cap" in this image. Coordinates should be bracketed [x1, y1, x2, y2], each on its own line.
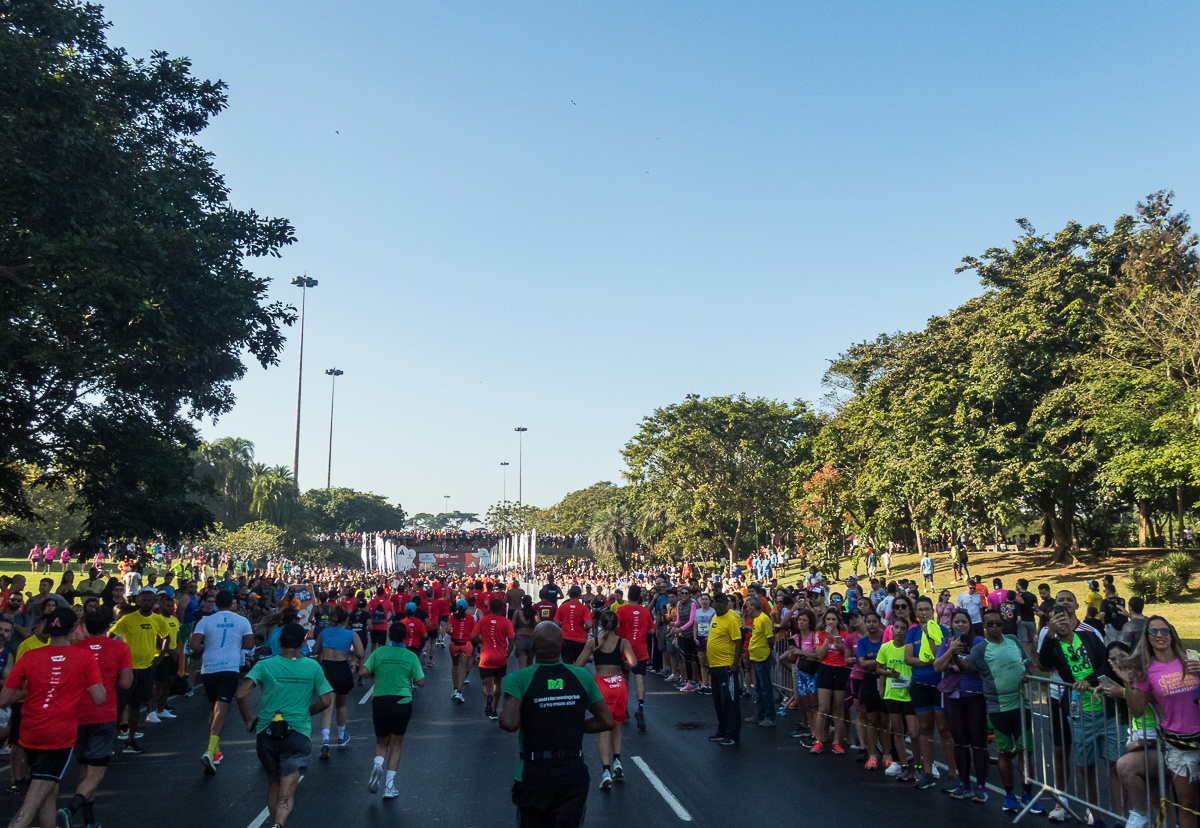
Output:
[46, 606, 77, 634]
[139, 586, 157, 595]
[405, 602, 416, 612]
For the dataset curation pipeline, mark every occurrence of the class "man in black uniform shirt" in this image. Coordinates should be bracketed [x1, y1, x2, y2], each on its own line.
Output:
[499, 622, 613, 828]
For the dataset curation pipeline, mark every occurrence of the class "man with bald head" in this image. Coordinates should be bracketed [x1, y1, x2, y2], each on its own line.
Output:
[499, 622, 614, 827]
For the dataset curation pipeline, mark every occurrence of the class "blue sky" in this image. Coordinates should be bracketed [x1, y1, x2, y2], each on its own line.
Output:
[101, 1, 1200, 520]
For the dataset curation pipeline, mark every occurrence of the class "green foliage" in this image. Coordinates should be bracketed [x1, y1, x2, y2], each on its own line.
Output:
[1126, 560, 1184, 603]
[205, 520, 285, 563]
[1163, 551, 1195, 587]
[484, 501, 540, 533]
[0, 467, 87, 548]
[540, 482, 626, 536]
[404, 511, 478, 531]
[589, 502, 637, 574]
[0, 0, 296, 536]
[301, 488, 406, 535]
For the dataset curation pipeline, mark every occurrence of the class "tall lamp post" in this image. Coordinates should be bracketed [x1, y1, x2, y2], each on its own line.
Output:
[444, 495, 450, 518]
[500, 462, 509, 502]
[290, 275, 318, 485]
[514, 427, 528, 504]
[324, 368, 343, 488]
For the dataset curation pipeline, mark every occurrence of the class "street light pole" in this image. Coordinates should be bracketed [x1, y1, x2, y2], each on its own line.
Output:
[500, 462, 509, 503]
[444, 495, 450, 517]
[514, 428, 527, 504]
[324, 367, 343, 488]
[290, 275, 318, 486]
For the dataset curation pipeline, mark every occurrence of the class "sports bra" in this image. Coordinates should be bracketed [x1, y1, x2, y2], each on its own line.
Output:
[592, 636, 625, 667]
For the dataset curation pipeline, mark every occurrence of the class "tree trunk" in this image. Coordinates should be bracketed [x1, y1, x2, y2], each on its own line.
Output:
[1178, 485, 1186, 550]
[907, 502, 924, 556]
[1038, 494, 1056, 550]
[1049, 486, 1075, 565]
[1138, 500, 1150, 548]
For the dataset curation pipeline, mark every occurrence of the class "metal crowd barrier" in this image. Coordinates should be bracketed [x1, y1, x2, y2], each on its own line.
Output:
[1016, 674, 1169, 826]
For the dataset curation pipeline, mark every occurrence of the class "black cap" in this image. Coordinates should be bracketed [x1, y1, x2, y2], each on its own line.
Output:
[46, 606, 77, 634]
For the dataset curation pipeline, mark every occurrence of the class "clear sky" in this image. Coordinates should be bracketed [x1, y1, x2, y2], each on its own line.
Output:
[100, 1, 1200, 520]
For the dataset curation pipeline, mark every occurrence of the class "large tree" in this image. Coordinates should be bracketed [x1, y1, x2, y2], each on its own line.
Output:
[0, 0, 296, 536]
[301, 488, 406, 535]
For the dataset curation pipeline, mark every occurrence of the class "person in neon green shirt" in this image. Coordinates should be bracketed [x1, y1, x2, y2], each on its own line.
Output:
[359, 622, 426, 799]
[745, 597, 777, 726]
[872, 616, 919, 779]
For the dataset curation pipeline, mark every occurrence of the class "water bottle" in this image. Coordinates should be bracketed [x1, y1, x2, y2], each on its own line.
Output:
[1069, 691, 1081, 719]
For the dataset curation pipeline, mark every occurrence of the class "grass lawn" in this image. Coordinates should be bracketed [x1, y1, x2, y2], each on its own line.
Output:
[778, 545, 1200, 650]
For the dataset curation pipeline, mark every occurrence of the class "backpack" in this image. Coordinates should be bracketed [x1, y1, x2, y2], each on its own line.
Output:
[371, 602, 387, 625]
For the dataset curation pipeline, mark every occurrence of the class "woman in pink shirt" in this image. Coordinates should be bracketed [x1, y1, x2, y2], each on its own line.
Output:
[1124, 617, 1200, 828]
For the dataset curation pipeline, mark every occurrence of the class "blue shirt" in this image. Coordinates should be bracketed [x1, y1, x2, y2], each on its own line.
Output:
[856, 635, 883, 672]
[319, 626, 355, 653]
[905, 622, 948, 687]
[267, 626, 311, 657]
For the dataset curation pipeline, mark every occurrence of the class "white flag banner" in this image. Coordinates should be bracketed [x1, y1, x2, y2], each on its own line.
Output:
[529, 530, 536, 572]
[360, 534, 368, 570]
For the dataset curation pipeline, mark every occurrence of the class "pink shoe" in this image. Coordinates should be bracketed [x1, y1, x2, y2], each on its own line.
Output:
[680, 681, 698, 692]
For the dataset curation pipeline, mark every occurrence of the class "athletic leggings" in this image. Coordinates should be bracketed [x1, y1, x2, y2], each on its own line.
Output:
[943, 693, 989, 788]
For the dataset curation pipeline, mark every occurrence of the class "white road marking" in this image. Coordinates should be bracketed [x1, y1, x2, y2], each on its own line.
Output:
[632, 756, 692, 821]
[358, 684, 374, 704]
[246, 774, 303, 828]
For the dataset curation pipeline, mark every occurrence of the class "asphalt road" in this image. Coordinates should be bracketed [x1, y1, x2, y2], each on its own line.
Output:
[0, 652, 1028, 828]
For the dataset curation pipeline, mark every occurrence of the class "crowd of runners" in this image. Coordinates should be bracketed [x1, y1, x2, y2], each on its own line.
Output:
[0, 543, 1197, 828]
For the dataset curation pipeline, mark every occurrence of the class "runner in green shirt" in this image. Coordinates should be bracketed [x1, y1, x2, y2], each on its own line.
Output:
[359, 621, 426, 799]
[871, 617, 919, 781]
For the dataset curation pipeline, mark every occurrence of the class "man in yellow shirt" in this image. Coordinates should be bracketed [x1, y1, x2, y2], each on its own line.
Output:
[745, 596, 777, 727]
[705, 593, 744, 745]
[149, 593, 180, 723]
[110, 588, 168, 753]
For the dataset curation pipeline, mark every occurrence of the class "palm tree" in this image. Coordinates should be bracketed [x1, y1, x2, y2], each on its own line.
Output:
[589, 502, 638, 573]
[251, 465, 300, 530]
[198, 437, 255, 526]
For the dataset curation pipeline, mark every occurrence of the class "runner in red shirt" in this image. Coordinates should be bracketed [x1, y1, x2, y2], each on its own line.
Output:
[554, 585, 593, 667]
[447, 601, 475, 703]
[531, 587, 557, 623]
[470, 599, 514, 720]
[366, 588, 392, 652]
[0, 608, 104, 828]
[615, 584, 653, 730]
[66, 610, 133, 828]
[419, 590, 440, 669]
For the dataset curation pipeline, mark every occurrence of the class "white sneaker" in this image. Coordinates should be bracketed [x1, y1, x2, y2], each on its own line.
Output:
[145, 712, 162, 724]
[382, 783, 399, 800]
[612, 757, 623, 780]
[1126, 811, 1148, 828]
[885, 762, 904, 778]
[599, 769, 612, 790]
[158, 709, 177, 719]
[368, 765, 383, 794]
[1048, 804, 1067, 822]
[931, 765, 940, 779]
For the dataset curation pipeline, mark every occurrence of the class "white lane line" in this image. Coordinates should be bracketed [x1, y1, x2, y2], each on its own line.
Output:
[632, 756, 692, 822]
[245, 774, 303, 828]
[358, 684, 374, 704]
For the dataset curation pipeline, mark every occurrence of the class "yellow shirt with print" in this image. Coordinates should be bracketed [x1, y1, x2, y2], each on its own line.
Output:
[111, 611, 169, 669]
[706, 611, 744, 668]
[748, 611, 774, 662]
[158, 613, 180, 651]
[16, 635, 48, 661]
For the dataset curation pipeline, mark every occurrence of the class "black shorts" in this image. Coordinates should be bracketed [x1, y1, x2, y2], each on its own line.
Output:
[75, 721, 117, 766]
[438, 615, 449, 625]
[26, 746, 73, 781]
[371, 696, 413, 737]
[154, 653, 178, 682]
[255, 729, 310, 778]
[561, 639, 585, 667]
[885, 698, 917, 717]
[859, 675, 887, 714]
[117, 668, 154, 710]
[1049, 696, 1073, 748]
[322, 660, 354, 696]
[202, 671, 240, 705]
[479, 665, 507, 680]
[632, 659, 649, 676]
[370, 629, 388, 646]
[816, 663, 851, 691]
[909, 682, 943, 712]
[406, 645, 422, 656]
[678, 637, 696, 657]
[10, 702, 22, 742]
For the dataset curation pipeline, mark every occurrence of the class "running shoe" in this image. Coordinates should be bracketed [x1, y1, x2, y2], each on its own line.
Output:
[202, 750, 218, 775]
[319, 745, 330, 762]
[830, 741, 845, 755]
[948, 783, 973, 800]
[680, 682, 698, 693]
[719, 737, 738, 746]
[57, 806, 72, 828]
[158, 709, 177, 719]
[1003, 794, 1021, 813]
[898, 768, 916, 783]
[665, 674, 678, 682]
[383, 784, 399, 800]
[745, 716, 763, 724]
[213, 751, 223, 765]
[145, 712, 161, 724]
[1048, 803, 1066, 822]
[635, 709, 646, 731]
[864, 756, 879, 771]
[599, 769, 612, 790]
[883, 756, 895, 770]
[484, 702, 494, 719]
[914, 772, 937, 790]
[122, 741, 145, 755]
[1125, 811, 1149, 828]
[699, 686, 712, 695]
[1022, 793, 1047, 815]
[368, 765, 383, 794]
[612, 757, 623, 780]
[707, 733, 726, 741]
[338, 731, 351, 748]
[758, 719, 776, 727]
[809, 740, 824, 754]
[972, 786, 989, 804]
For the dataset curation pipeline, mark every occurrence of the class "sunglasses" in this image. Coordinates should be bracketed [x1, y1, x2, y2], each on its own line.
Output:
[1147, 628, 1172, 637]
[984, 621, 1003, 627]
